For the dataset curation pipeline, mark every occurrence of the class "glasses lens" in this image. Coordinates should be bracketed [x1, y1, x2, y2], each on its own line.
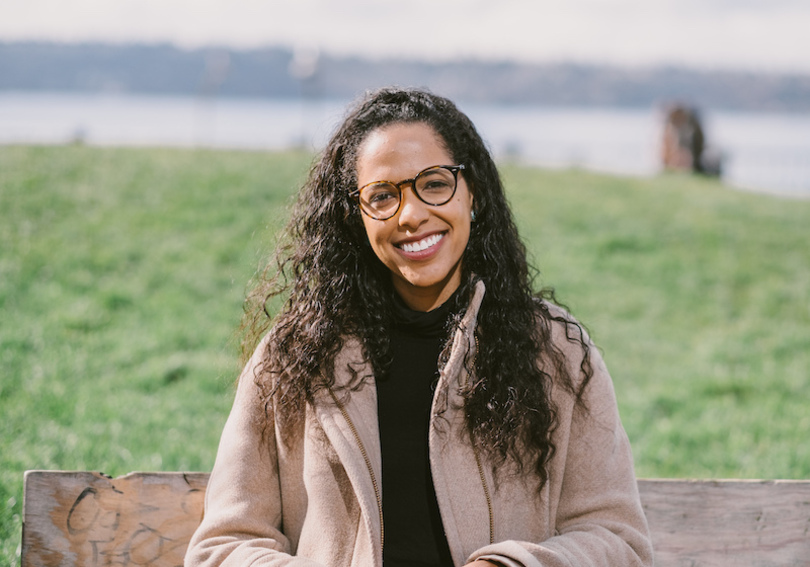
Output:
[359, 182, 400, 219]
[415, 167, 457, 205]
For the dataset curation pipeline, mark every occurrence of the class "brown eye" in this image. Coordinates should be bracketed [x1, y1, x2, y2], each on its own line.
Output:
[360, 183, 400, 217]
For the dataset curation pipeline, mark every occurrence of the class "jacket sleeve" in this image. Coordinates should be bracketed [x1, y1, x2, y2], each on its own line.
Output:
[467, 341, 653, 567]
[184, 339, 325, 567]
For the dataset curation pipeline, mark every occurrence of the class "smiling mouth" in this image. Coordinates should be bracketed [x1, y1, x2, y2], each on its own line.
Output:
[398, 232, 445, 253]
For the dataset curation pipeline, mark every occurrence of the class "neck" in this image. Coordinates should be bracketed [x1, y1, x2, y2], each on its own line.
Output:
[393, 275, 461, 312]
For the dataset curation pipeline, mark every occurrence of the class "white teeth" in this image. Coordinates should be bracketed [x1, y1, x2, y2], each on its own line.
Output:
[400, 233, 444, 253]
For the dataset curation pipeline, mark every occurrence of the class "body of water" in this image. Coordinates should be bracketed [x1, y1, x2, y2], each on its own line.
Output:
[2, 91, 809, 197]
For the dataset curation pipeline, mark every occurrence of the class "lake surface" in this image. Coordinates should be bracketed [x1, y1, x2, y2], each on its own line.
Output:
[2, 91, 809, 197]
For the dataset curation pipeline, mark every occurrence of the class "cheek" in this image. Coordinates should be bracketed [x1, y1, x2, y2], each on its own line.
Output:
[360, 212, 376, 240]
[360, 218, 387, 258]
[456, 197, 473, 232]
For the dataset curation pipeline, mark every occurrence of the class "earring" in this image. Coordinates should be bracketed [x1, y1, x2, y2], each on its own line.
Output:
[471, 210, 477, 222]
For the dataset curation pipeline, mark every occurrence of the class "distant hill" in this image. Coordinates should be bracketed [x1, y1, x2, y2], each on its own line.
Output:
[2, 41, 809, 111]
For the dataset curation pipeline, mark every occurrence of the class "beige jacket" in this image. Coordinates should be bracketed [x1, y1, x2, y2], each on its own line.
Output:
[185, 283, 653, 567]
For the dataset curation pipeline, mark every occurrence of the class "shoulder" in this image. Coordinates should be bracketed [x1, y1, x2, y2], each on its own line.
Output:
[533, 299, 611, 404]
[535, 299, 593, 358]
[243, 329, 370, 397]
[231, 332, 275, 415]
[239, 331, 275, 385]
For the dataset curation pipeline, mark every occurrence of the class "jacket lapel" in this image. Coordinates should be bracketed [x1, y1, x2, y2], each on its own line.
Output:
[311, 339, 383, 564]
[430, 281, 495, 563]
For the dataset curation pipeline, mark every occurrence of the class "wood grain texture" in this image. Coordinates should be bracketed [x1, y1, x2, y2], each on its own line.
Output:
[22, 471, 207, 567]
[22, 473, 810, 566]
[638, 479, 810, 566]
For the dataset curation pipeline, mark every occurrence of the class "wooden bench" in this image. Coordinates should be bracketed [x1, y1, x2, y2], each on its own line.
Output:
[21, 470, 810, 566]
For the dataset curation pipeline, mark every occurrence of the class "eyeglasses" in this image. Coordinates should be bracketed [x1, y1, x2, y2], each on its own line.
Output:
[350, 164, 465, 221]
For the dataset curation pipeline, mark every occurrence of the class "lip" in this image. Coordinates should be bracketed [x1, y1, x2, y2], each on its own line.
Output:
[394, 231, 446, 260]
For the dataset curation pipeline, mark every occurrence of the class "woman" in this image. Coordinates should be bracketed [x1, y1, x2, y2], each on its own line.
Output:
[185, 88, 653, 567]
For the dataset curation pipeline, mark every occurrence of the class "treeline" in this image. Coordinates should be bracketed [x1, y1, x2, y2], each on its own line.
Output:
[2, 41, 809, 111]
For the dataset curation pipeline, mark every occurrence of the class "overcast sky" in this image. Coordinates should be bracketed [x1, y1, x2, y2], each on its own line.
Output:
[2, 0, 809, 73]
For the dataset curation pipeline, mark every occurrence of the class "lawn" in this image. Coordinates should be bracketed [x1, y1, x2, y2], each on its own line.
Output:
[2, 145, 809, 564]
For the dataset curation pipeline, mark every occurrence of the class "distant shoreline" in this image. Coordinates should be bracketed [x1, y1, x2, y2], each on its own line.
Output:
[2, 41, 810, 112]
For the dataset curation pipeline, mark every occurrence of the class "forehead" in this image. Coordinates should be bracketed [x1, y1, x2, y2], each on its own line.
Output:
[356, 122, 452, 184]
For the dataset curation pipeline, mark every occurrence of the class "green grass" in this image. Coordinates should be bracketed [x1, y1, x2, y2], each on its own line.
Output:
[1, 146, 809, 563]
[0, 145, 310, 562]
[501, 166, 810, 479]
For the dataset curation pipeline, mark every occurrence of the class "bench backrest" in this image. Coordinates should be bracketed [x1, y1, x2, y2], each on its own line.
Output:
[637, 478, 810, 566]
[23, 471, 206, 567]
[22, 471, 810, 566]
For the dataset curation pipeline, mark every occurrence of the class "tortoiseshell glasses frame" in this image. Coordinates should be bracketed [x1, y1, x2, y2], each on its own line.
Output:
[350, 164, 465, 221]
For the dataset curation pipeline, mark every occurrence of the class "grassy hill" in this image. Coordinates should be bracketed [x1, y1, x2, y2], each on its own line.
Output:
[2, 145, 808, 563]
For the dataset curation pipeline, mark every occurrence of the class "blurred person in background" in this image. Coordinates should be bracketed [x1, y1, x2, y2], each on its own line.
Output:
[661, 103, 722, 177]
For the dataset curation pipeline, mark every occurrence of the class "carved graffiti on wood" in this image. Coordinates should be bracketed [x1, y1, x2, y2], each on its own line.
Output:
[23, 471, 207, 567]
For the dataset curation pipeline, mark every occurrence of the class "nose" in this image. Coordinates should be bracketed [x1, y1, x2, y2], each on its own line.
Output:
[396, 185, 429, 230]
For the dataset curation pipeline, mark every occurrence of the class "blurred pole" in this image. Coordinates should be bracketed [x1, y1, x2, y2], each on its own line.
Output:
[195, 49, 231, 147]
[288, 45, 320, 149]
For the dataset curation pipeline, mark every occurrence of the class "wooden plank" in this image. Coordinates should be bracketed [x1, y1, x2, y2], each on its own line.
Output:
[22, 470, 207, 567]
[638, 479, 810, 567]
[22, 472, 810, 566]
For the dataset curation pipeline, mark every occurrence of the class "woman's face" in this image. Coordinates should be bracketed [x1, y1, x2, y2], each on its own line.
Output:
[356, 122, 474, 312]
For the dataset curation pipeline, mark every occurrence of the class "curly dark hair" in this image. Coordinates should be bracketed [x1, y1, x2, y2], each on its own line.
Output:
[242, 87, 593, 489]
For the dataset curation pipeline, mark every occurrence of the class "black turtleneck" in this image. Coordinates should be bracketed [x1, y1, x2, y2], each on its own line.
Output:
[376, 292, 457, 567]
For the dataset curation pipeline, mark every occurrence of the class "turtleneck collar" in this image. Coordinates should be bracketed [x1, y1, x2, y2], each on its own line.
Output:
[391, 287, 462, 338]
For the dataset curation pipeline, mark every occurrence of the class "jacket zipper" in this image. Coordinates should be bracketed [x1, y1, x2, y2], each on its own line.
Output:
[472, 443, 495, 545]
[328, 388, 385, 555]
[470, 333, 495, 544]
